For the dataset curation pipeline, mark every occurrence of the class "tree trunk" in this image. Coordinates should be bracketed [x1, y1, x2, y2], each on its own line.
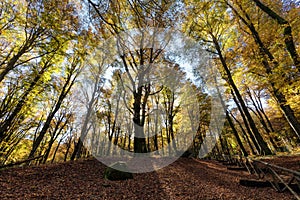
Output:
[64, 136, 73, 162]
[212, 33, 272, 155]
[229, 1, 300, 140]
[0, 66, 48, 142]
[214, 77, 248, 156]
[133, 87, 147, 153]
[28, 64, 77, 159]
[230, 112, 256, 155]
[226, 111, 248, 157]
[51, 137, 63, 163]
[252, 0, 300, 72]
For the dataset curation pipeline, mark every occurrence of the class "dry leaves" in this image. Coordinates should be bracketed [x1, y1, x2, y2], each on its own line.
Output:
[0, 157, 295, 199]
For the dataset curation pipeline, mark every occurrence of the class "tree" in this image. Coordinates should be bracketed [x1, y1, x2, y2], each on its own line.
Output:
[70, 44, 106, 160]
[86, 0, 177, 153]
[226, 0, 300, 139]
[28, 50, 83, 159]
[252, 0, 299, 72]
[0, 0, 79, 82]
[0, 0, 81, 164]
[183, 0, 272, 155]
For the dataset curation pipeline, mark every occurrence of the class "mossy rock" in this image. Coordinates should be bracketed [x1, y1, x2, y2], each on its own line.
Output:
[104, 161, 133, 181]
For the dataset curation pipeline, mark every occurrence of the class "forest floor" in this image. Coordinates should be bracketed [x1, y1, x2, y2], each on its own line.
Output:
[0, 156, 299, 200]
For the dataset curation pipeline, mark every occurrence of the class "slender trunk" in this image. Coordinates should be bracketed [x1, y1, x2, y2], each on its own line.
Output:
[252, 0, 300, 72]
[71, 123, 92, 160]
[229, 1, 300, 140]
[42, 139, 55, 164]
[212, 34, 272, 155]
[0, 66, 47, 141]
[71, 68, 100, 160]
[160, 130, 164, 153]
[253, 90, 276, 133]
[113, 127, 120, 155]
[169, 93, 177, 153]
[231, 90, 260, 154]
[51, 138, 63, 163]
[43, 115, 68, 163]
[28, 65, 77, 159]
[147, 111, 151, 151]
[230, 112, 256, 155]
[64, 136, 72, 162]
[226, 111, 248, 156]
[122, 134, 126, 151]
[247, 90, 277, 150]
[214, 77, 248, 156]
[214, 138, 222, 160]
[154, 98, 159, 151]
[127, 124, 132, 152]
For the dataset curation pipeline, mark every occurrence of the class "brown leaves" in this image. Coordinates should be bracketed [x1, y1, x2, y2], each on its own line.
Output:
[0, 157, 294, 199]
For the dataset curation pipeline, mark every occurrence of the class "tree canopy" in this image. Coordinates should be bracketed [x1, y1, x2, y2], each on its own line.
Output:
[0, 0, 299, 166]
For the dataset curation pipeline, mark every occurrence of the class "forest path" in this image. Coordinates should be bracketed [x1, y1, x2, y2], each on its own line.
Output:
[0, 157, 294, 199]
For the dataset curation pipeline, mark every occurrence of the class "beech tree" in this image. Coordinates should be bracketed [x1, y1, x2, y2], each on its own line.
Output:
[183, 0, 272, 155]
[86, 0, 178, 153]
[1, 0, 299, 165]
[225, 0, 300, 139]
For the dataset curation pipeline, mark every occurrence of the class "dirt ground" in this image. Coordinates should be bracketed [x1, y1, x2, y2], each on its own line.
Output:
[0, 157, 297, 200]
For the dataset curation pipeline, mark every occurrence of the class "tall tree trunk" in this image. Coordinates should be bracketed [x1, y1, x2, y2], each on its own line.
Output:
[28, 62, 78, 159]
[43, 115, 68, 163]
[64, 136, 73, 162]
[230, 112, 256, 155]
[246, 89, 277, 150]
[252, 0, 300, 72]
[212, 35, 272, 155]
[51, 137, 64, 163]
[226, 111, 248, 156]
[147, 110, 151, 152]
[229, 1, 300, 140]
[219, 133, 231, 157]
[252, 90, 276, 133]
[231, 90, 260, 154]
[133, 86, 147, 153]
[153, 97, 160, 151]
[214, 76, 248, 156]
[0, 65, 48, 142]
[71, 123, 92, 160]
[212, 33, 272, 155]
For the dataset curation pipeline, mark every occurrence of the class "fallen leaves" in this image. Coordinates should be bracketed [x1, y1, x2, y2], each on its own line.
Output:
[0, 157, 295, 199]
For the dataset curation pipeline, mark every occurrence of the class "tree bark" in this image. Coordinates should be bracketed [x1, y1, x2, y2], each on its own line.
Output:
[229, 1, 300, 140]
[252, 0, 300, 72]
[230, 111, 256, 155]
[0, 65, 48, 142]
[212, 34, 272, 155]
[51, 137, 63, 163]
[28, 62, 78, 159]
[214, 76, 248, 156]
[226, 111, 248, 157]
